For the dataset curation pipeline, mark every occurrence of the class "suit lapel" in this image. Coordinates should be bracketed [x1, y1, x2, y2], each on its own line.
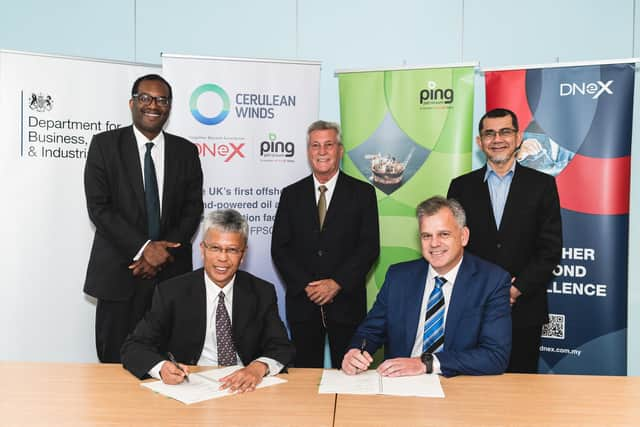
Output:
[304, 175, 322, 231]
[323, 172, 345, 228]
[121, 126, 146, 215]
[444, 255, 475, 349]
[193, 272, 208, 353]
[477, 166, 499, 232]
[404, 260, 429, 355]
[498, 162, 523, 233]
[161, 132, 176, 225]
[231, 272, 256, 346]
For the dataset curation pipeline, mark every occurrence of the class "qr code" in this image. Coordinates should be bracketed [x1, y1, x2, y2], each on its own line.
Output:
[542, 314, 565, 339]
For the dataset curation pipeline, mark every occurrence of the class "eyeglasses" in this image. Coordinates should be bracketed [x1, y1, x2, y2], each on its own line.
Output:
[201, 241, 244, 256]
[480, 128, 517, 141]
[309, 142, 339, 152]
[132, 93, 171, 107]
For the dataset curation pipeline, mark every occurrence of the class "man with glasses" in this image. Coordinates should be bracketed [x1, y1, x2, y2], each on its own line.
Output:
[84, 74, 203, 363]
[447, 108, 562, 373]
[272, 120, 380, 368]
[122, 209, 294, 392]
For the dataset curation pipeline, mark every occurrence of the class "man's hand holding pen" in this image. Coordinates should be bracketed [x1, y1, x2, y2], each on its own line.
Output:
[160, 352, 190, 384]
[341, 340, 373, 375]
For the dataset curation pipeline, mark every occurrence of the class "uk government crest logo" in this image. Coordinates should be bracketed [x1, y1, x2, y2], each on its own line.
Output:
[29, 92, 53, 112]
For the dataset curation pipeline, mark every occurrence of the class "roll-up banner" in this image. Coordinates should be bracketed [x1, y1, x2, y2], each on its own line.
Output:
[484, 60, 635, 375]
[0, 50, 158, 361]
[162, 54, 321, 323]
[336, 64, 475, 306]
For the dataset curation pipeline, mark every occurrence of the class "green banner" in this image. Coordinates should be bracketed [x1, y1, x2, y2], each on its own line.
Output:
[338, 66, 475, 307]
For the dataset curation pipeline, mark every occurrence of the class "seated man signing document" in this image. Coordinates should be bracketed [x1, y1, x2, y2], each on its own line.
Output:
[122, 209, 294, 392]
[342, 197, 511, 377]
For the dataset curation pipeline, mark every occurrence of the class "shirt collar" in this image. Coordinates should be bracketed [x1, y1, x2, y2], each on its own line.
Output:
[204, 270, 235, 299]
[313, 170, 339, 193]
[484, 161, 516, 182]
[428, 255, 464, 286]
[132, 125, 165, 151]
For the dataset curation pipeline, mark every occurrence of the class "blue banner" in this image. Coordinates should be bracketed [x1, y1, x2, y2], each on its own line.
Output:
[486, 63, 634, 375]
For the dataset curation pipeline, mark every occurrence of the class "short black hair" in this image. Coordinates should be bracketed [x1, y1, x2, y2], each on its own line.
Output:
[131, 74, 173, 99]
[478, 108, 519, 133]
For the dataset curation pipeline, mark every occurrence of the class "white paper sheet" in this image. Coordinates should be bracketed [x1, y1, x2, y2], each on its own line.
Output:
[141, 365, 287, 404]
[318, 369, 444, 398]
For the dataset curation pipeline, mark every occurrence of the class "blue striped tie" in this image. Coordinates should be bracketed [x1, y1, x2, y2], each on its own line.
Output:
[422, 276, 446, 353]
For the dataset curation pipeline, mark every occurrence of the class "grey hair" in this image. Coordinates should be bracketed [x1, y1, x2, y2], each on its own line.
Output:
[202, 209, 248, 244]
[307, 120, 342, 145]
[416, 196, 466, 228]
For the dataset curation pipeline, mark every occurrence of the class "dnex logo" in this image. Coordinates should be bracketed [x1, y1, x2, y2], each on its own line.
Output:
[190, 84, 230, 125]
[559, 80, 613, 99]
[196, 142, 245, 162]
[260, 133, 294, 158]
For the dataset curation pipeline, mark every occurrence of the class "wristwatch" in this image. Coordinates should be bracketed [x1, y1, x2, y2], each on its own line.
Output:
[420, 352, 434, 374]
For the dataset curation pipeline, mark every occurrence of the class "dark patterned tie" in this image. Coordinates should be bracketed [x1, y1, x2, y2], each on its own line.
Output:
[318, 185, 328, 229]
[144, 142, 160, 240]
[423, 276, 446, 353]
[216, 291, 236, 366]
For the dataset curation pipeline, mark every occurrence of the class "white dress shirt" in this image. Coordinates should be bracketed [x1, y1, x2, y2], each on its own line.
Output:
[409, 257, 464, 374]
[149, 272, 283, 379]
[132, 125, 165, 260]
[313, 171, 339, 209]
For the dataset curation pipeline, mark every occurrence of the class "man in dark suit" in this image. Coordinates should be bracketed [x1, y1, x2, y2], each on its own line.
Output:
[447, 108, 562, 373]
[271, 120, 380, 368]
[122, 209, 294, 392]
[342, 196, 511, 377]
[84, 74, 203, 363]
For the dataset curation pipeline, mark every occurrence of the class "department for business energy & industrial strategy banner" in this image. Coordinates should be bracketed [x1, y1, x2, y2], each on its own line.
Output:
[0, 50, 158, 362]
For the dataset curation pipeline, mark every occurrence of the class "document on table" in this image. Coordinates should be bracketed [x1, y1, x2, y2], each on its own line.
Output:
[318, 369, 444, 398]
[141, 365, 287, 405]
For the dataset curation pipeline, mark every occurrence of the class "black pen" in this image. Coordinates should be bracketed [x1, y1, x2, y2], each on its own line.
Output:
[167, 351, 189, 383]
[355, 339, 367, 373]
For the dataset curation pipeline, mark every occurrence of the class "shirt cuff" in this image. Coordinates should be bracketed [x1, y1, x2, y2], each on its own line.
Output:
[432, 354, 442, 375]
[255, 357, 284, 376]
[148, 360, 165, 380]
[134, 240, 152, 261]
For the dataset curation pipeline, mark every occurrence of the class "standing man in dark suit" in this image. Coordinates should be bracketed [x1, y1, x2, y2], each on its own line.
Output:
[84, 74, 203, 363]
[122, 209, 294, 392]
[342, 196, 511, 377]
[447, 108, 562, 373]
[271, 120, 380, 368]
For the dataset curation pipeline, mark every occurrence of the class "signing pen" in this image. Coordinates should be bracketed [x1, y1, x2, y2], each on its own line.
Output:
[167, 351, 189, 383]
[356, 339, 368, 374]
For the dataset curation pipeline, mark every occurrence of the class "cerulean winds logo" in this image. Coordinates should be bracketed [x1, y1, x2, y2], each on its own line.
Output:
[190, 84, 229, 125]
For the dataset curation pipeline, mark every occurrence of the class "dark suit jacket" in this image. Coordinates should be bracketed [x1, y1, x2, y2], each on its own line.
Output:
[83, 125, 203, 301]
[349, 255, 512, 377]
[271, 171, 380, 324]
[121, 269, 295, 379]
[447, 162, 562, 327]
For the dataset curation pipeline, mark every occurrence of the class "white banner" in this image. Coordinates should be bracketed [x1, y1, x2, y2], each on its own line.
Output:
[0, 50, 158, 361]
[162, 54, 320, 323]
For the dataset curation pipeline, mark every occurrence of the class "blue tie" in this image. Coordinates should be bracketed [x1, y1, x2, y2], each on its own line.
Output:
[144, 142, 160, 240]
[423, 276, 446, 353]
